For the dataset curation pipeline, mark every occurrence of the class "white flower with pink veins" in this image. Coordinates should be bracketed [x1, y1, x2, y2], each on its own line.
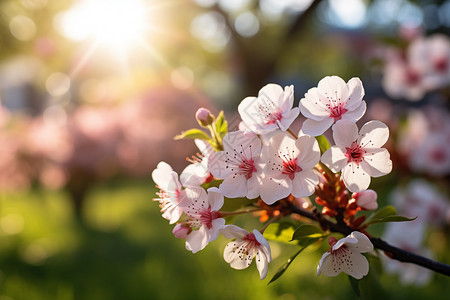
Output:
[221, 225, 272, 280]
[238, 84, 299, 134]
[151, 162, 186, 224]
[259, 132, 320, 205]
[299, 76, 366, 136]
[208, 131, 262, 199]
[181, 187, 225, 253]
[317, 231, 373, 280]
[321, 120, 393, 193]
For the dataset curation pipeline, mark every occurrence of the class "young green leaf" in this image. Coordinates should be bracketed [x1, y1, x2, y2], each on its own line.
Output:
[174, 128, 211, 141]
[214, 110, 228, 138]
[363, 205, 416, 226]
[264, 222, 296, 244]
[291, 224, 324, 241]
[315, 135, 331, 154]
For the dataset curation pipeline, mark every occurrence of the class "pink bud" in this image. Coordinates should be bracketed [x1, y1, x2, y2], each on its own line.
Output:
[354, 190, 378, 211]
[195, 108, 214, 126]
[172, 224, 190, 239]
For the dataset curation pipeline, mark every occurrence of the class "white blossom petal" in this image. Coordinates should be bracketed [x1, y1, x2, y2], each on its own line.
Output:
[341, 101, 366, 122]
[342, 162, 371, 192]
[358, 121, 389, 148]
[219, 173, 248, 198]
[207, 187, 224, 211]
[318, 76, 348, 98]
[278, 106, 300, 131]
[299, 87, 330, 121]
[291, 170, 319, 197]
[186, 226, 209, 253]
[221, 225, 249, 239]
[333, 120, 358, 147]
[345, 77, 365, 111]
[361, 148, 393, 177]
[296, 135, 321, 170]
[259, 175, 291, 205]
[301, 117, 334, 136]
[151, 162, 175, 189]
[317, 252, 338, 277]
[321, 146, 347, 173]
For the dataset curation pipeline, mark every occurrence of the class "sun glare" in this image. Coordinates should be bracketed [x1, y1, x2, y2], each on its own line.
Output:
[58, 0, 149, 55]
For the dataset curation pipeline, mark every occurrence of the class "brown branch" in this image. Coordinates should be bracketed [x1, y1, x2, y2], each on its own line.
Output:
[289, 205, 450, 277]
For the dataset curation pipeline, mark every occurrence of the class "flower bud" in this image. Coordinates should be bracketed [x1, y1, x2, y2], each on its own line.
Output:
[354, 190, 378, 211]
[172, 224, 190, 239]
[195, 108, 214, 127]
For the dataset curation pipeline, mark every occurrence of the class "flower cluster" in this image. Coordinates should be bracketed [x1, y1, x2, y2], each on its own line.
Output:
[382, 34, 450, 101]
[152, 76, 397, 281]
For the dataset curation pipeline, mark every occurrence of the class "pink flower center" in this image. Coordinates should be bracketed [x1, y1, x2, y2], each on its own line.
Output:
[264, 110, 283, 125]
[244, 233, 261, 247]
[282, 157, 302, 179]
[430, 148, 447, 163]
[434, 58, 448, 73]
[345, 142, 365, 165]
[329, 104, 348, 121]
[239, 158, 257, 179]
[199, 208, 221, 229]
[406, 69, 420, 85]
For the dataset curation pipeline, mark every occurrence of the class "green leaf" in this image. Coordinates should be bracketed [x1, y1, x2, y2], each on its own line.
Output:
[291, 224, 324, 241]
[348, 276, 361, 297]
[363, 205, 416, 226]
[264, 222, 296, 244]
[174, 129, 211, 141]
[364, 215, 416, 226]
[214, 110, 228, 138]
[315, 135, 331, 154]
[268, 243, 313, 284]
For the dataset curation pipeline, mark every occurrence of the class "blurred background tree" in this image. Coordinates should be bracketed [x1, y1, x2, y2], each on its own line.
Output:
[0, 0, 449, 299]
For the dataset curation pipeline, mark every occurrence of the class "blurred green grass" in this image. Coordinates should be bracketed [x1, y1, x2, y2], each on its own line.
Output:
[0, 180, 448, 300]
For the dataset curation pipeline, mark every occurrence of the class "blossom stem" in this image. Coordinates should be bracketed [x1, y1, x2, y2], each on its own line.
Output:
[288, 204, 450, 276]
[207, 124, 224, 151]
[220, 208, 272, 217]
[260, 215, 281, 234]
[286, 128, 298, 139]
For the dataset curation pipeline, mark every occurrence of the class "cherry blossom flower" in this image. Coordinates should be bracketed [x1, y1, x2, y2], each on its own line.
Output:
[299, 76, 366, 136]
[238, 84, 299, 134]
[208, 131, 262, 198]
[409, 131, 450, 177]
[180, 139, 214, 186]
[321, 120, 392, 193]
[317, 231, 373, 280]
[381, 49, 427, 101]
[259, 132, 320, 205]
[221, 225, 272, 279]
[151, 162, 186, 224]
[181, 187, 225, 253]
[408, 34, 450, 90]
